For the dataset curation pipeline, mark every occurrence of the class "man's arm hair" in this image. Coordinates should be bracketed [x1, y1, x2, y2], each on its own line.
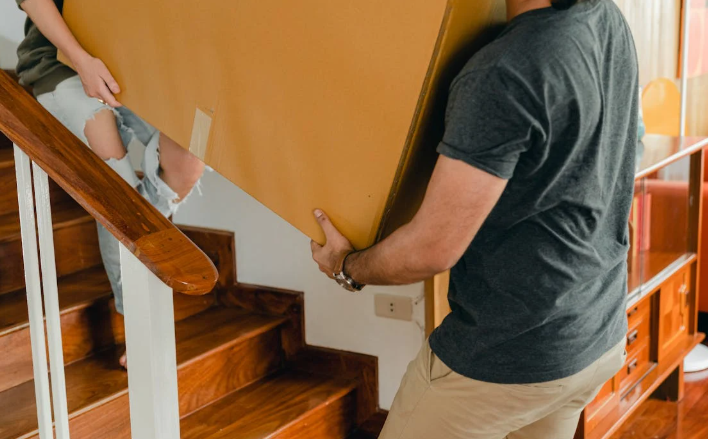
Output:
[344, 155, 508, 286]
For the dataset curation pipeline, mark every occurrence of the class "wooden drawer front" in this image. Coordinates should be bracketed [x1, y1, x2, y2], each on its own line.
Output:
[619, 366, 658, 413]
[626, 311, 651, 357]
[619, 340, 650, 392]
[626, 298, 650, 330]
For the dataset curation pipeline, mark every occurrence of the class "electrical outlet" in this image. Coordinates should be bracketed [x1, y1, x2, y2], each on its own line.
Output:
[374, 294, 413, 321]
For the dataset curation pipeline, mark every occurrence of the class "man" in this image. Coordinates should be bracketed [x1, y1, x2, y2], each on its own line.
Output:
[15, 0, 205, 368]
[311, 0, 638, 437]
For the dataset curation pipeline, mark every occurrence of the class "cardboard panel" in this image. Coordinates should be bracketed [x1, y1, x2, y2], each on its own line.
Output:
[62, 0, 506, 248]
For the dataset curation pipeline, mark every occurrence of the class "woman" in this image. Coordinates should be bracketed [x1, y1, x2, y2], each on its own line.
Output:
[14, 0, 206, 368]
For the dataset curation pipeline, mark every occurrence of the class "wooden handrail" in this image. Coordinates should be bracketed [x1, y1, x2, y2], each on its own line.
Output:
[0, 70, 217, 295]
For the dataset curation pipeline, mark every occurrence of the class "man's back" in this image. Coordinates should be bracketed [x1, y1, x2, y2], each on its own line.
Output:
[430, 0, 638, 383]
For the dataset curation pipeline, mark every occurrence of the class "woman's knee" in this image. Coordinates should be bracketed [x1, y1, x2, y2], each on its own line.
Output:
[84, 109, 125, 160]
[159, 134, 205, 185]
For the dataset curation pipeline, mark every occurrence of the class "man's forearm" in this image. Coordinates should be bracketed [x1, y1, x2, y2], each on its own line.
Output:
[21, 0, 89, 65]
[345, 221, 450, 286]
[311, 157, 505, 288]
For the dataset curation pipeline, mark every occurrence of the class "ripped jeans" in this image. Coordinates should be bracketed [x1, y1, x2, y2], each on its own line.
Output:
[37, 75, 197, 315]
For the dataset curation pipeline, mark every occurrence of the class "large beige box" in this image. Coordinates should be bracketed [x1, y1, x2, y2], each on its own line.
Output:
[62, 1, 506, 248]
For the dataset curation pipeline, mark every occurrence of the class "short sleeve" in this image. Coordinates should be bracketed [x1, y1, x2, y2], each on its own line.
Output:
[437, 67, 544, 180]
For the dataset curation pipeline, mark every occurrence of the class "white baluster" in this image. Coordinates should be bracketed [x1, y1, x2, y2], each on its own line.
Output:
[120, 245, 180, 439]
[33, 163, 71, 439]
[14, 145, 53, 439]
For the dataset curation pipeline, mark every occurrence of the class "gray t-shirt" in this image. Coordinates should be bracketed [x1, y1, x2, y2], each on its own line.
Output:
[429, 0, 638, 384]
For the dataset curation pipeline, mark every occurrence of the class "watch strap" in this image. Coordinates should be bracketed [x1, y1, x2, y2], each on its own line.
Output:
[336, 251, 365, 291]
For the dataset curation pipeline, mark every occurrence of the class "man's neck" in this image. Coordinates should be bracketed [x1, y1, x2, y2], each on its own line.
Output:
[506, 0, 553, 21]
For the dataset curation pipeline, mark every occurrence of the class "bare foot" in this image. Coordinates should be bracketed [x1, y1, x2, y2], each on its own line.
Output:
[119, 350, 127, 370]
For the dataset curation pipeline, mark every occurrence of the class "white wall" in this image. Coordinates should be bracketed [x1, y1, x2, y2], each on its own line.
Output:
[0, 4, 425, 409]
[175, 170, 426, 409]
[0, 2, 25, 70]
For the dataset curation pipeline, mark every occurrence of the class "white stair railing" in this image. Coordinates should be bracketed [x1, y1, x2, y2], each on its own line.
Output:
[14, 144, 57, 439]
[13, 144, 181, 439]
[32, 160, 71, 439]
[120, 246, 181, 439]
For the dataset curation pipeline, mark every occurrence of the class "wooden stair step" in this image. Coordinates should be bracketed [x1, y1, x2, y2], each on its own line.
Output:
[175, 306, 283, 363]
[0, 266, 111, 336]
[0, 266, 115, 393]
[0, 201, 92, 244]
[0, 148, 12, 168]
[0, 307, 288, 439]
[0, 149, 74, 217]
[175, 307, 288, 418]
[0, 201, 102, 295]
[0, 348, 127, 439]
[0, 148, 17, 217]
[181, 370, 358, 439]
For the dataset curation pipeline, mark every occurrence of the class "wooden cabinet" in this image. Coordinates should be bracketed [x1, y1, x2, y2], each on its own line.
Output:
[577, 146, 707, 439]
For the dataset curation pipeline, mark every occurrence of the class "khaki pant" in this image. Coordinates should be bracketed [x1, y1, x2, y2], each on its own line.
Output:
[379, 339, 627, 439]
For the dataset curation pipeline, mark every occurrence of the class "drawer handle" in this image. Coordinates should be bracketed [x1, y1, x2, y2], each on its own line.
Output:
[627, 329, 639, 346]
[627, 359, 639, 375]
[628, 306, 639, 318]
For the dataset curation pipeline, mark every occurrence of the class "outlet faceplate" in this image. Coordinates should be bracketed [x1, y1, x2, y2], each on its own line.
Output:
[374, 294, 413, 321]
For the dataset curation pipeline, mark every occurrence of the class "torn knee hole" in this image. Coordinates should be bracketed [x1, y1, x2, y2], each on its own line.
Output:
[84, 108, 126, 161]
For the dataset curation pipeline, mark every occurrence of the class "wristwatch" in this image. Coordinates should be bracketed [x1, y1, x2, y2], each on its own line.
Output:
[333, 252, 365, 292]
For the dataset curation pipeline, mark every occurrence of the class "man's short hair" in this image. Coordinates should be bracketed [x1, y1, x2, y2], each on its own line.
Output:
[551, 0, 581, 10]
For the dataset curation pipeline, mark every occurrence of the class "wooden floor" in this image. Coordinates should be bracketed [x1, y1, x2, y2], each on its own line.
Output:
[610, 343, 708, 439]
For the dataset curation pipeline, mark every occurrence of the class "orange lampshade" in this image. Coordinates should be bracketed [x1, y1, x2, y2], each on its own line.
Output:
[642, 78, 682, 136]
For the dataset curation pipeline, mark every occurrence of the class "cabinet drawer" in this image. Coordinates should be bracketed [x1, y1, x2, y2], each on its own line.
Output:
[626, 311, 651, 357]
[619, 365, 657, 413]
[619, 340, 650, 392]
[626, 298, 650, 330]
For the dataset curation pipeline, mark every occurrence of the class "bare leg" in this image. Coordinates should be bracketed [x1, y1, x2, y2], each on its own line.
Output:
[157, 134, 205, 201]
[83, 109, 130, 370]
[119, 349, 128, 369]
[83, 109, 126, 160]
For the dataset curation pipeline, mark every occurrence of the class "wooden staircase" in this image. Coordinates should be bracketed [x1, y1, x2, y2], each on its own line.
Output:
[0, 134, 383, 438]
